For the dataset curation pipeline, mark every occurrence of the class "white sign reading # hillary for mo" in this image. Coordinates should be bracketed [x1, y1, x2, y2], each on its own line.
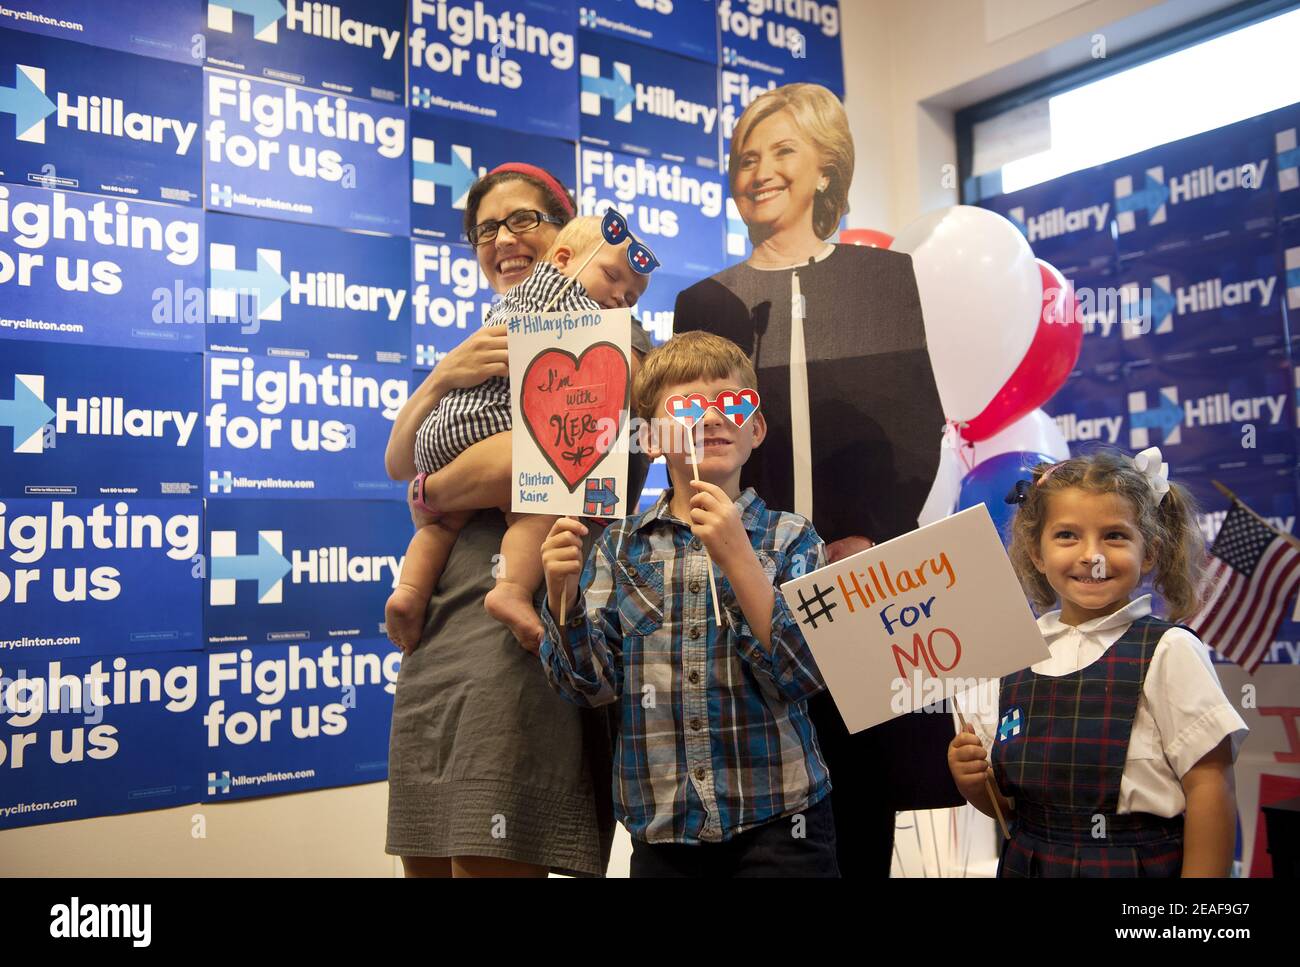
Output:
[780, 505, 1049, 733]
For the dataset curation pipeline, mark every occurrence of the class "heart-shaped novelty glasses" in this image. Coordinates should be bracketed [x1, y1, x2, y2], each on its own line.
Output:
[664, 388, 761, 428]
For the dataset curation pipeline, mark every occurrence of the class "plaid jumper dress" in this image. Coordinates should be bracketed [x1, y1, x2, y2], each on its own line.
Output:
[990, 615, 1185, 878]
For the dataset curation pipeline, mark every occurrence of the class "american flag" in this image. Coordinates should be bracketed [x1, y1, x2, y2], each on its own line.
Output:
[1189, 501, 1300, 673]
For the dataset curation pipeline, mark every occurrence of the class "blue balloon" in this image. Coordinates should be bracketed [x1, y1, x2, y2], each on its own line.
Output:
[957, 450, 1057, 541]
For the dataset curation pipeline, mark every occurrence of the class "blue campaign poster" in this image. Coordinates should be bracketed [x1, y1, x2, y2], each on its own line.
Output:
[0, 343, 203, 498]
[0, 184, 205, 352]
[205, 212, 410, 365]
[409, 112, 576, 241]
[718, 0, 843, 96]
[202, 499, 408, 644]
[410, 239, 498, 370]
[0, 27, 202, 204]
[203, 70, 409, 235]
[204, 352, 409, 500]
[980, 161, 1119, 276]
[1273, 102, 1300, 227]
[1111, 113, 1277, 262]
[0, 650, 206, 830]
[1065, 261, 1125, 377]
[579, 30, 720, 170]
[408, 0, 579, 139]
[1117, 233, 1287, 364]
[637, 455, 667, 512]
[578, 145, 726, 277]
[1281, 215, 1300, 328]
[1121, 350, 1296, 476]
[1044, 366, 1129, 450]
[0, 497, 204, 661]
[634, 269, 693, 346]
[722, 188, 752, 264]
[203, 0, 405, 104]
[203, 638, 398, 800]
[720, 67, 776, 167]
[5, 1, 205, 65]
[580, 0, 716, 61]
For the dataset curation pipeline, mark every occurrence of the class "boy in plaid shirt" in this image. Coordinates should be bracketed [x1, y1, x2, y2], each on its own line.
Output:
[539, 331, 838, 876]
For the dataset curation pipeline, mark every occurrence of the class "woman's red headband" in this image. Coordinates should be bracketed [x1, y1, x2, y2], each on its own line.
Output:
[486, 163, 575, 218]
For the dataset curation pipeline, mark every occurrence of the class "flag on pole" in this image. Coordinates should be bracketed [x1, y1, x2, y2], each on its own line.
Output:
[1189, 501, 1300, 673]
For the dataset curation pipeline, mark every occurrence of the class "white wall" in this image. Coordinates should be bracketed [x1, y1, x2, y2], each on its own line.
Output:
[840, 0, 1243, 233]
[0, 0, 1246, 877]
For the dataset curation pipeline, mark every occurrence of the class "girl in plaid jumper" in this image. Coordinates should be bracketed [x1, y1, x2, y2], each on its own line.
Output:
[386, 217, 649, 655]
[948, 448, 1246, 877]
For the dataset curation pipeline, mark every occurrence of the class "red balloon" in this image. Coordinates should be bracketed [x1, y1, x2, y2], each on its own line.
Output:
[960, 260, 1082, 443]
[840, 228, 893, 248]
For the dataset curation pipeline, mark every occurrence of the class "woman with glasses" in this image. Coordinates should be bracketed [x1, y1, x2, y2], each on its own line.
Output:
[383, 164, 652, 878]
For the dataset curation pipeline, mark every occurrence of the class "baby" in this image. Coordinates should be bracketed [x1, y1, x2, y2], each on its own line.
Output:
[386, 216, 651, 653]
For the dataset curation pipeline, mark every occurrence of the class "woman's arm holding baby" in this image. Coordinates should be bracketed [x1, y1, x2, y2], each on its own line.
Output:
[420, 432, 514, 513]
[384, 324, 510, 480]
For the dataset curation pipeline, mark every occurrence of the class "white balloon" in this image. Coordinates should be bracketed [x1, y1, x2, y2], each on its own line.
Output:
[894, 206, 1042, 422]
[970, 408, 1070, 466]
[917, 437, 965, 527]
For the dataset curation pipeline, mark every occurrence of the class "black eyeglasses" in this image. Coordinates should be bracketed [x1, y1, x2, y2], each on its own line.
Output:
[467, 209, 564, 247]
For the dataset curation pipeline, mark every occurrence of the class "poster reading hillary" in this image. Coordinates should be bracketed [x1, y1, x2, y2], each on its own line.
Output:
[781, 504, 1049, 733]
[0, 27, 202, 204]
[507, 210, 652, 518]
[203, 0, 406, 104]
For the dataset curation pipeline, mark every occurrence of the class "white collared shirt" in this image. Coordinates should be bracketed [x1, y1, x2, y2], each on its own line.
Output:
[964, 595, 1248, 817]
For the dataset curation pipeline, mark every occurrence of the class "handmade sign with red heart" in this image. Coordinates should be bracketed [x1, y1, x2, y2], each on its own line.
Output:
[520, 342, 629, 491]
[664, 388, 761, 428]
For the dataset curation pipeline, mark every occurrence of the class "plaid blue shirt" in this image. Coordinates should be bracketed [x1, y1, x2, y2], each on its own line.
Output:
[539, 486, 831, 845]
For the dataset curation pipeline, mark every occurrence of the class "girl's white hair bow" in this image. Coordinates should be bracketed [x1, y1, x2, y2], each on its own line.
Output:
[1133, 447, 1170, 504]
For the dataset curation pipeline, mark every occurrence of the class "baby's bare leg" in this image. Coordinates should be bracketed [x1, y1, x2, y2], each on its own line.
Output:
[422, 432, 513, 513]
[385, 512, 471, 654]
[483, 513, 558, 654]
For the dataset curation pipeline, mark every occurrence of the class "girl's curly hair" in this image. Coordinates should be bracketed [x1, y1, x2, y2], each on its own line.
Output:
[1006, 448, 1206, 621]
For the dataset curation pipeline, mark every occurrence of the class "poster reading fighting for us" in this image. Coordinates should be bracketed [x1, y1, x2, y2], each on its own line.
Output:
[578, 146, 726, 276]
[204, 638, 398, 801]
[204, 0, 406, 104]
[0, 27, 202, 204]
[411, 240, 497, 371]
[578, 31, 720, 170]
[718, 0, 843, 96]
[720, 68, 776, 167]
[0, 497, 204, 661]
[408, 0, 578, 139]
[203, 499, 408, 644]
[203, 70, 409, 234]
[205, 212, 410, 364]
[0, 184, 204, 352]
[0, 342, 203, 498]
[4, 1, 205, 65]
[409, 111, 575, 241]
[0, 650, 204, 830]
[204, 353, 409, 500]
